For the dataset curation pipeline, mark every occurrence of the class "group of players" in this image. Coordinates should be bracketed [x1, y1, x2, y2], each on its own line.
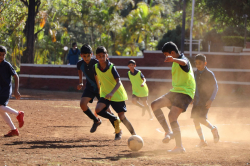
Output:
[0, 41, 219, 154]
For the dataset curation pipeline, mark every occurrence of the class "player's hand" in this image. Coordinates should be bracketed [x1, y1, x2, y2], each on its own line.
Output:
[141, 83, 144, 87]
[205, 100, 212, 109]
[164, 56, 174, 62]
[77, 83, 84, 90]
[105, 93, 113, 100]
[14, 90, 21, 100]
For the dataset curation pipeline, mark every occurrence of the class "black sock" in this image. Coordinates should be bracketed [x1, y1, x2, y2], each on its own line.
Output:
[170, 121, 182, 147]
[83, 108, 99, 123]
[109, 119, 115, 128]
[153, 109, 171, 133]
[97, 108, 117, 122]
[121, 117, 136, 135]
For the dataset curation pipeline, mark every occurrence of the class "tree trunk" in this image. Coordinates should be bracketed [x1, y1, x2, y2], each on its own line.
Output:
[21, 0, 36, 63]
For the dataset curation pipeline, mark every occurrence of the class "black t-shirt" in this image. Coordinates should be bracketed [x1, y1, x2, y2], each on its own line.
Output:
[0, 60, 16, 97]
[77, 59, 99, 93]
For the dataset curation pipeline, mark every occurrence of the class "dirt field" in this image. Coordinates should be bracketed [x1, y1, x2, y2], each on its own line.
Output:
[0, 89, 250, 166]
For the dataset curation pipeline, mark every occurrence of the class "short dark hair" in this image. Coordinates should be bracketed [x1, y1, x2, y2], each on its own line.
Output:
[96, 46, 107, 54]
[128, 60, 136, 65]
[0, 45, 7, 54]
[72, 42, 77, 47]
[80, 44, 92, 54]
[162, 41, 180, 54]
[195, 54, 206, 62]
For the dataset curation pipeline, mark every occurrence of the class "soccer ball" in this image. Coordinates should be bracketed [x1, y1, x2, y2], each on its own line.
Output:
[127, 135, 144, 151]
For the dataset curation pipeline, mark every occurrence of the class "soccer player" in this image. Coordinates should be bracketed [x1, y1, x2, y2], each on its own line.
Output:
[0, 45, 24, 137]
[151, 42, 195, 154]
[191, 54, 219, 147]
[94, 46, 136, 140]
[76, 44, 118, 133]
[127, 60, 153, 120]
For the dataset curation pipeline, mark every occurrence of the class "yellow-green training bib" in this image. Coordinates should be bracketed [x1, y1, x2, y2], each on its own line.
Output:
[95, 63, 128, 101]
[128, 70, 149, 97]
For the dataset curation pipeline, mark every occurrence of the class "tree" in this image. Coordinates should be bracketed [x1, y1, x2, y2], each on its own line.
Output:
[20, 0, 41, 63]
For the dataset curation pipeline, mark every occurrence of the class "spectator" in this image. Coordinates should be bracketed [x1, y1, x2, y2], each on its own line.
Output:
[67, 42, 80, 65]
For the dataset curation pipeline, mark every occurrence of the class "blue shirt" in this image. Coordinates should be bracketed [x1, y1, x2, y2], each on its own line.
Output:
[193, 67, 218, 106]
[67, 48, 80, 65]
[77, 59, 99, 93]
[93, 60, 120, 79]
[0, 60, 17, 97]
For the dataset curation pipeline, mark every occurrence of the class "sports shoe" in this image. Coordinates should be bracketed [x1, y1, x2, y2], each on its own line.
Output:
[90, 119, 102, 133]
[114, 130, 122, 140]
[16, 111, 24, 128]
[114, 118, 121, 134]
[4, 129, 19, 137]
[167, 146, 186, 154]
[162, 132, 174, 143]
[196, 140, 208, 148]
[211, 126, 220, 143]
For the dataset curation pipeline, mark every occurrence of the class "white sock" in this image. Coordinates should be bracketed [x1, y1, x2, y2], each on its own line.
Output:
[0, 111, 16, 130]
[0, 106, 19, 116]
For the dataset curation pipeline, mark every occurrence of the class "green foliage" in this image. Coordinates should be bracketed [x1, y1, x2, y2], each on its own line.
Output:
[222, 36, 250, 47]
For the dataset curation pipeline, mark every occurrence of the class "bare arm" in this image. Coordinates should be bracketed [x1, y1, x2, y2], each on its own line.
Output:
[77, 70, 84, 90]
[141, 77, 146, 87]
[164, 56, 187, 66]
[94, 75, 100, 92]
[13, 74, 21, 100]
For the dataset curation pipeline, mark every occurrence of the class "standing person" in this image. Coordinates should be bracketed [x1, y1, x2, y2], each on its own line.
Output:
[151, 42, 196, 154]
[94, 46, 137, 140]
[127, 60, 153, 120]
[76, 44, 118, 133]
[0, 45, 24, 137]
[191, 54, 219, 147]
[67, 42, 80, 65]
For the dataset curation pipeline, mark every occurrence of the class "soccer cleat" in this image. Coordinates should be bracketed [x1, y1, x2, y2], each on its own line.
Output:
[162, 132, 174, 143]
[211, 126, 220, 143]
[114, 118, 121, 134]
[114, 130, 122, 140]
[16, 111, 24, 128]
[4, 129, 19, 137]
[90, 119, 102, 133]
[167, 146, 186, 154]
[196, 140, 208, 148]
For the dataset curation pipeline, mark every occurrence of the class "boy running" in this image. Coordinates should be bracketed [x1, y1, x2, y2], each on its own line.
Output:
[76, 44, 117, 133]
[191, 54, 219, 147]
[127, 60, 153, 120]
[94, 46, 136, 140]
[0, 45, 24, 137]
[151, 42, 195, 154]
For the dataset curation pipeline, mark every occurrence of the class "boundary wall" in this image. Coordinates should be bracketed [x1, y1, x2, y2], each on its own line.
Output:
[19, 50, 250, 96]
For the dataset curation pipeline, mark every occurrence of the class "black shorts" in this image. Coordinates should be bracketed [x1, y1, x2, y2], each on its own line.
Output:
[132, 94, 148, 102]
[164, 92, 192, 112]
[0, 96, 10, 106]
[98, 98, 127, 113]
[191, 105, 209, 119]
[81, 88, 100, 103]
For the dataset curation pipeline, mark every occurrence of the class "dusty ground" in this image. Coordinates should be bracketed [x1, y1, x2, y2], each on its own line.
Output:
[0, 89, 250, 166]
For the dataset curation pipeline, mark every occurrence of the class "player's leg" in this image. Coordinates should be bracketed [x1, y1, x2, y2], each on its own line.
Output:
[0, 104, 24, 128]
[193, 118, 207, 147]
[151, 94, 172, 137]
[0, 106, 19, 137]
[132, 95, 144, 108]
[95, 98, 120, 135]
[200, 118, 219, 143]
[112, 101, 136, 140]
[80, 97, 101, 133]
[167, 93, 192, 153]
[141, 98, 153, 120]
